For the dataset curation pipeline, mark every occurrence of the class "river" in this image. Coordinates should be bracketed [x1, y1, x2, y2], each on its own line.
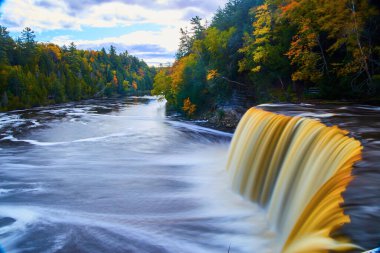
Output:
[0, 97, 379, 252]
[0, 97, 274, 253]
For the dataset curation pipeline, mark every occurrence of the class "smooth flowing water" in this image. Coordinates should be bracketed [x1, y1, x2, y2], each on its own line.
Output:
[256, 103, 380, 251]
[0, 98, 379, 252]
[227, 108, 362, 252]
[0, 97, 273, 253]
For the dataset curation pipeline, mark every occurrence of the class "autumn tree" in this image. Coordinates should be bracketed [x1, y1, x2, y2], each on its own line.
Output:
[281, 0, 379, 96]
[151, 68, 174, 103]
[238, 2, 292, 100]
[0, 26, 154, 111]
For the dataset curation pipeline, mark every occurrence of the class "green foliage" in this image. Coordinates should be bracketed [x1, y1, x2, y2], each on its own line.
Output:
[151, 68, 174, 104]
[153, 0, 264, 115]
[154, 0, 379, 115]
[0, 25, 154, 111]
[239, 3, 291, 98]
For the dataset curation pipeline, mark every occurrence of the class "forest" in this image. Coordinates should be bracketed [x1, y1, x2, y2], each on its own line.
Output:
[152, 0, 380, 117]
[0, 26, 155, 111]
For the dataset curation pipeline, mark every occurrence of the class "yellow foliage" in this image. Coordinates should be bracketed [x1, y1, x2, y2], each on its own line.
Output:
[44, 43, 62, 61]
[171, 54, 197, 93]
[239, 3, 274, 73]
[182, 97, 196, 117]
[207, 69, 219, 80]
[122, 80, 129, 89]
[251, 66, 261, 73]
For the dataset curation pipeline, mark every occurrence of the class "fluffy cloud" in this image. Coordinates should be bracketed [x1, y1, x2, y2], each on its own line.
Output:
[0, 0, 228, 64]
[0, 0, 223, 31]
[51, 28, 180, 65]
[38, 0, 223, 15]
[1, 0, 188, 31]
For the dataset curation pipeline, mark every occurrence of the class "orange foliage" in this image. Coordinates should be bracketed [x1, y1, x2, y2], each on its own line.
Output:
[207, 69, 219, 80]
[90, 50, 98, 57]
[182, 97, 196, 117]
[170, 58, 187, 92]
[112, 74, 118, 87]
[281, 1, 300, 14]
[132, 81, 138, 90]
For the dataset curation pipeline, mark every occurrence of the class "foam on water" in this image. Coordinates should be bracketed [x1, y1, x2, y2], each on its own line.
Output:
[0, 206, 40, 250]
[296, 112, 336, 118]
[0, 189, 12, 195]
[0, 115, 23, 129]
[29, 119, 41, 128]
[167, 120, 233, 137]
[357, 106, 380, 111]
[1, 132, 133, 146]
[257, 103, 291, 107]
[0, 168, 274, 253]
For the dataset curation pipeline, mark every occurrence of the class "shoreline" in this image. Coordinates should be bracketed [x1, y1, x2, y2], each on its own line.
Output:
[191, 98, 380, 132]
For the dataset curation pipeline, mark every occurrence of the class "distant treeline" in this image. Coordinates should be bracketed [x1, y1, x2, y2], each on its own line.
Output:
[152, 0, 380, 117]
[0, 26, 155, 111]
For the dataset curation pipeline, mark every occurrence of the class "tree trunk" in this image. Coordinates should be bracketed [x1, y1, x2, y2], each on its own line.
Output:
[350, 0, 373, 91]
[316, 35, 330, 77]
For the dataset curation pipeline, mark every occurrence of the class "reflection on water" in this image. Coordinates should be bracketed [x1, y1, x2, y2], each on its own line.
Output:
[0, 98, 379, 252]
[0, 97, 273, 253]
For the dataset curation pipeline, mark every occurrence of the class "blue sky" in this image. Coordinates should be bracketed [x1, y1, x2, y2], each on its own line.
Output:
[0, 0, 228, 65]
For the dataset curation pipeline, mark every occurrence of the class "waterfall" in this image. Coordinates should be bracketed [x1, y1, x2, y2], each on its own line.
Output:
[226, 108, 362, 252]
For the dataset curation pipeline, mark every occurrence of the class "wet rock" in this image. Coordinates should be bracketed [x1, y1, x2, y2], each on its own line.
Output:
[207, 107, 244, 131]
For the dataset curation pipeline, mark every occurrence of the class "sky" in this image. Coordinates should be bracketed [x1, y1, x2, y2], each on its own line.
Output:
[0, 0, 228, 66]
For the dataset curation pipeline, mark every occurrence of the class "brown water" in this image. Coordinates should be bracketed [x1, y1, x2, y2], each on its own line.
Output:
[227, 108, 362, 252]
[255, 103, 380, 251]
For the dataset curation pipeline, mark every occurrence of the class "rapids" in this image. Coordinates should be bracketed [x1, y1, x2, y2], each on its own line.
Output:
[0, 97, 379, 252]
[0, 97, 273, 253]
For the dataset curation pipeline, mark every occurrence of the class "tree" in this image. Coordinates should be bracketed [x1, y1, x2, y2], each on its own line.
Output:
[20, 27, 36, 48]
[18, 27, 37, 67]
[281, 0, 379, 95]
[190, 16, 206, 40]
[238, 3, 292, 100]
[0, 26, 14, 64]
[182, 97, 197, 117]
[281, 1, 328, 84]
[0, 25, 154, 111]
[151, 68, 174, 102]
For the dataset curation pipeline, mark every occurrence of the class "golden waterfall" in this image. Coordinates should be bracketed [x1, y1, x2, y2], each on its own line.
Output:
[226, 108, 362, 253]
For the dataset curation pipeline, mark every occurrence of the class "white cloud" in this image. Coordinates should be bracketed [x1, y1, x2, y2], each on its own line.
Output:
[0, 0, 78, 31]
[50, 27, 180, 52]
[0, 0, 228, 64]
[51, 27, 180, 65]
[0, 0, 219, 31]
